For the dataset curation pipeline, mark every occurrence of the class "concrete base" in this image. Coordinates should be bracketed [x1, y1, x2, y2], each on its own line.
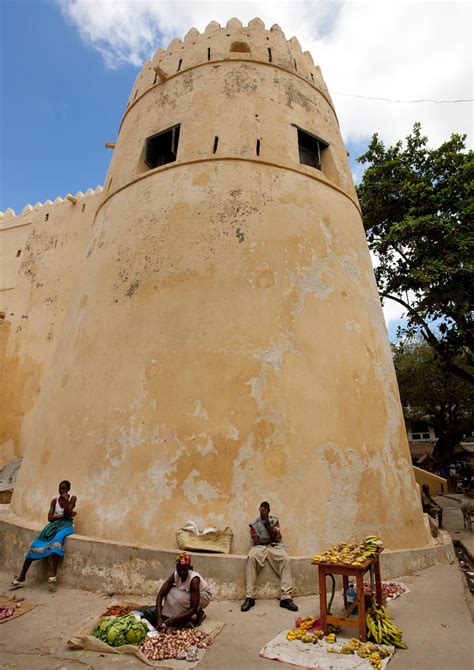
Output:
[0, 509, 455, 599]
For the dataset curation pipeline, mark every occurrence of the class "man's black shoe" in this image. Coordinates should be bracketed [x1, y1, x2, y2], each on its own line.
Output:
[280, 598, 298, 611]
[241, 598, 255, 612]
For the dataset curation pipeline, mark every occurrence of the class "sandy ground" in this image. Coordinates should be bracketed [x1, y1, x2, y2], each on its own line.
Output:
[0, 497, 472, 670]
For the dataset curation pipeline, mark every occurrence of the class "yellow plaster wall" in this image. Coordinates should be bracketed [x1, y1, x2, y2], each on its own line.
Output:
[0, 192, 103, 467]
[7, 18, 429, 555]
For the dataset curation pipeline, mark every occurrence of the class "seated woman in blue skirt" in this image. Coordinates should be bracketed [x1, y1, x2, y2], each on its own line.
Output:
[11, 480, 77, 588]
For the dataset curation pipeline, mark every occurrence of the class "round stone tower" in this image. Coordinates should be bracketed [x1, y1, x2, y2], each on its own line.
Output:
[12, 18, 428, 556]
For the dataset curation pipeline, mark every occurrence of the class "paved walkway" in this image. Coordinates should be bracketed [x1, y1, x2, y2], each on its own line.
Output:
[0, 494, 473, 670]
[0, 558, 472, 670]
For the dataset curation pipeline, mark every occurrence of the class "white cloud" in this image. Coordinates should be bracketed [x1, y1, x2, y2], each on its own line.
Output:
[56, 0, 471, 335]
[57, 0, 472, 146]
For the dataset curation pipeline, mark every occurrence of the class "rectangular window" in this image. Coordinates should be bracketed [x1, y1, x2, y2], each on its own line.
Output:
[294, 126, 329, 170]
[144, 124, 180, 169]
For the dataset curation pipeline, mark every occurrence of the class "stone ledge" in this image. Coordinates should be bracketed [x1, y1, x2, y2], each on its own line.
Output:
[0, 512, 455, 599]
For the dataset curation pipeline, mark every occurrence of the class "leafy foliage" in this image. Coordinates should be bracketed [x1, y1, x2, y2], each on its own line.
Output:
[357, 123, 474, 384]
[393, 340, 473, 463]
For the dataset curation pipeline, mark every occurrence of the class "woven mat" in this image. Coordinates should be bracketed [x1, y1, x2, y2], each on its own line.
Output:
[260, 631, 395, 669]
[0, 594, 38, 624]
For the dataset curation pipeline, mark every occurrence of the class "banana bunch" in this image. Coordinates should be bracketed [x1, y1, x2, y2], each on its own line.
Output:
[363, 535, 383, 558]
[366, 605, 407, 649]
[286, 616, 324, 643]
[326, 639, 390, 662]
[312, 535, 383, 567]
[369, 651, 382, 669]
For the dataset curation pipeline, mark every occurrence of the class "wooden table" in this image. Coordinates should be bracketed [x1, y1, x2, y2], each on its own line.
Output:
[314, 552, 383, 641]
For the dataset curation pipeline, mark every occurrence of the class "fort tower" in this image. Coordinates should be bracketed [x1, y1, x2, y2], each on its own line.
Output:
[8, 18, 428, 562]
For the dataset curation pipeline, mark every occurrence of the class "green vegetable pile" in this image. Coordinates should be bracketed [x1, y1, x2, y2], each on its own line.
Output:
[92, 614, 148, 647]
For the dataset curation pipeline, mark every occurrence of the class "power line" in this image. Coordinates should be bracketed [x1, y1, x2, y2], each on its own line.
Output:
[328, 90, 473, 104]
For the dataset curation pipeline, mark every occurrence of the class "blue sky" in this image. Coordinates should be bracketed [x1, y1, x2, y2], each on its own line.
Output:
[1, 0, 138, 212]
[1, 1, 472, 338]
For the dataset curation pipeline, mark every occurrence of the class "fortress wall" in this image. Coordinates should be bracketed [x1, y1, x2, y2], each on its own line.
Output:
[8, 17, 430, 561]
[11, 162, 427, 554]
[0, 190, 103, 467]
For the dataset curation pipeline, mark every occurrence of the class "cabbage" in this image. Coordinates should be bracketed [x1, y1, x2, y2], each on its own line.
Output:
[93, 614, 147, 647]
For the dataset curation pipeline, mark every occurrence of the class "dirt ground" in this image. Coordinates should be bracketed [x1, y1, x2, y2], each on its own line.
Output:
[0, 497, 473, 670]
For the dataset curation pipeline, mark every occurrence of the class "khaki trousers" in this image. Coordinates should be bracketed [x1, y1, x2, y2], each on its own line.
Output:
[245, 545, 293, 599]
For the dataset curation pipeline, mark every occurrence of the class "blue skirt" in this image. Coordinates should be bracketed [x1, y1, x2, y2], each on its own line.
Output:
[25, 520, 74, 560]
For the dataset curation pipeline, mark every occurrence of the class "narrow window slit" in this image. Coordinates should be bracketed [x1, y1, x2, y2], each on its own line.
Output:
[82, 203, 86, 213]
[16, 249, 21, 257]
[153, 73, 157, 85]
[177, 59, 182, 71]
[256, 139, 261, 156]
[267, 48, 272, 63]
[294, 59, 298, 71]
[207, 47, 211, 61]
[213, 136, 219, 154]
[311, 73, 314, 84]
[45, 213, 49, 221]
[133, 89, 138, 101]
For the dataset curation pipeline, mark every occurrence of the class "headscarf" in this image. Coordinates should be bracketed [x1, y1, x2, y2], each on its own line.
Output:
[175, 551, 192, 567]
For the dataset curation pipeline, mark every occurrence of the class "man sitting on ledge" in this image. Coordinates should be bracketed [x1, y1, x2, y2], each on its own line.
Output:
[241, 501, 298, 612]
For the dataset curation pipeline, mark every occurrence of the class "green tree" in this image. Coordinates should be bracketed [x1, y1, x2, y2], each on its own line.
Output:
[357, 123, 474, 384]
[393, 340, 473, 464]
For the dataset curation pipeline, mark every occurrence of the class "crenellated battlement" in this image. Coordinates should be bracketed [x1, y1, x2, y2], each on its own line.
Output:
[0, 185, 103, 226]
[125, 17, 329, 112]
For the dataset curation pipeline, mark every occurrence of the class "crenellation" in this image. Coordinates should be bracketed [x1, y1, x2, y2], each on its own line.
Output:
[226, 17, 243, 29]
[184, 27, 199, 41]
[0, 187, 103, 225]
[166, 37, 183, 51]
[205, 20, 220, 34]
[304, 50, 314, 67]
[247, 17, 265, 30]
[289, 36, 303, 53]
[125, 18, 327, 112]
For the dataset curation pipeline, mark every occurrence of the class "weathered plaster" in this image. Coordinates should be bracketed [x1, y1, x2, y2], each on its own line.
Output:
[3, 19, 430, 560]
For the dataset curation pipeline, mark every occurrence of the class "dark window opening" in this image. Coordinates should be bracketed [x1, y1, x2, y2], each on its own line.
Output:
[133, 89, 138, 101]
[295, 126, 329, 170]
[207, 47, 211, 61]
[256, 139, 261, 156]
[16, 249, 21, 257]
[267, 47, 272, 62]
[410, 421, 431, 440]
[153, 72, 157, 85]
[177, 58, 182, 71]
[294, 58, 298, 71]
[82, 203, 86, 213]
[107, 177, 113, 193]
[45, 212, 49, 221]
[213, 136, 219, 154]
[144, 124, 180, 169]
[311, 73, 314, 84]
[230, 41, 251, 53]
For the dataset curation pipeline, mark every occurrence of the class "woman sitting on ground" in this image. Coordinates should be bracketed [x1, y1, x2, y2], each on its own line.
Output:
[137, 552, 212, 629]
[11, 480, 77, 588]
